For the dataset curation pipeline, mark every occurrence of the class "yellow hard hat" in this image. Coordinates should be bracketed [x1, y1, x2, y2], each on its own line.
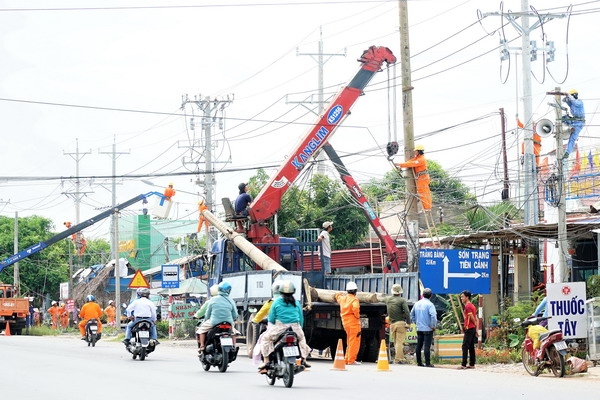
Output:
[168, 182, 174, 186]
[569, 89, 578, 95]
[415, 144, 425, 151]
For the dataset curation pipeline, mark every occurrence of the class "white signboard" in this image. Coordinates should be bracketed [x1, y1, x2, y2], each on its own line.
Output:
[547, 281, 587, 339]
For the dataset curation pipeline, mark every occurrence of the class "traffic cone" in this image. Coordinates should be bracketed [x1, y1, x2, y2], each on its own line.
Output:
[4, 321, 11, 336]
[331, 339, 347, 371]
[376, 340, 390, 372]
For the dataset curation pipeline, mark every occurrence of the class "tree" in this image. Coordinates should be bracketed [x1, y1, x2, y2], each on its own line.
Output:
[0, 215, 67, 300]
[248, 170, 370, 250]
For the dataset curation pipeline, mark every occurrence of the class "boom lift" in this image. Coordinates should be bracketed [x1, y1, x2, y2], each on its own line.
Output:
[246, 46, 401, 270]
[0, 192, 163, 273]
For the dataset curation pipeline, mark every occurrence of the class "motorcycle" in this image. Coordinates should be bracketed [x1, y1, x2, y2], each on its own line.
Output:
[520, 316, 568, 377]
[262, 326, 305, 388]
[84, 319, 99, 347]
[125, 319, 157, 361]
[198, 321, 239, 372]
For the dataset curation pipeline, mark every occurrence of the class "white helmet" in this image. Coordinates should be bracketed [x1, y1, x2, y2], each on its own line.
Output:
[51, 301, 57, 306]
[346, 281, 358, 291]
[108, 300, 114, 305]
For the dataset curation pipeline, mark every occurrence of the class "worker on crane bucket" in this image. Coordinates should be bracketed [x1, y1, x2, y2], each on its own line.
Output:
[234, 183, 252, 217]
[395, 144, 432, 211]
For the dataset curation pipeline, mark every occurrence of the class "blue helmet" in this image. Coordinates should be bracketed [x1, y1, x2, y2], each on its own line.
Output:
[86, 295, 95, 302]
[218, 281, 232, 295]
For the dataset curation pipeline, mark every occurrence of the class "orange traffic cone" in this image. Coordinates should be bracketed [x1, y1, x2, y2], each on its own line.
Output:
[4, 321, 11, 336]
[376, 340, 390, 372]
[331, 339, 347, 371]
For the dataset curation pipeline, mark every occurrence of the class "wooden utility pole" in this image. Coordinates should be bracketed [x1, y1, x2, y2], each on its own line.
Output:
[399, 1, 418, 271]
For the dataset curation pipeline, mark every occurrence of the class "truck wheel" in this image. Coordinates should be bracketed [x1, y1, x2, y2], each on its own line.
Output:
[364, 336, 379, 363]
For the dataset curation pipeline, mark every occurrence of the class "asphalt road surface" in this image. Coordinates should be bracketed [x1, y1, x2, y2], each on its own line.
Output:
[2, 335, 599, 399]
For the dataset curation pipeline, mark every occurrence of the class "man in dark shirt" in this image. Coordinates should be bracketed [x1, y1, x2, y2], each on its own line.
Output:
[384, 284, 410, 364]
[234, 183, 252, 217]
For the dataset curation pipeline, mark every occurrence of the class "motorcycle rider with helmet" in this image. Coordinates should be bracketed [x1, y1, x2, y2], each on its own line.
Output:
[123, 288, 159, 345]
[257, 280, 311, 373]
[78, 295, 103, 340]
[197, 281, 238, 352]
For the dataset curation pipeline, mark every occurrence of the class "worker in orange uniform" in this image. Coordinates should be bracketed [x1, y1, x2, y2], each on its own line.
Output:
[334, 281, 362, 365]
[104, 300, 117, 327]
[395, 144, 432, 210]
[78, 295, 103, 340]
[58, 302, 69, 329]
[197, 199, 209, 233]
[163, 182, 176, 201]
[520, 131, 542, 168]
[47, 301, 61, 329]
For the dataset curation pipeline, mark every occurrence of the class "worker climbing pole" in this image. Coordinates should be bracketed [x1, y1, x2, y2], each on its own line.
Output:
[394, 144, 440, 247]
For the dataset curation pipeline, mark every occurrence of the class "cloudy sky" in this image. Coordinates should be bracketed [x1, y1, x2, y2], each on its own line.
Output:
[1, 0, 599, 241]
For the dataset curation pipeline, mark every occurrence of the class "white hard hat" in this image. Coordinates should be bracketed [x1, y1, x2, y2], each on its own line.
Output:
[346, 281, 358, 291]
[109, 300, 114, 304]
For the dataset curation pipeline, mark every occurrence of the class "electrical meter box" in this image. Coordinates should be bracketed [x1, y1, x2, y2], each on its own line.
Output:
[586, 297, 600, 363]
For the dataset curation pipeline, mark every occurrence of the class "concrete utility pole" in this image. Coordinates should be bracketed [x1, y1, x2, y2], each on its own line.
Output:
[99, 137, 130, 315]
[295, 26, 346, 175]
[549, 87, 569, 283]
[181, 95, 233, 252]
[13, 212, 19, 294]
[399, 1, 419, 272]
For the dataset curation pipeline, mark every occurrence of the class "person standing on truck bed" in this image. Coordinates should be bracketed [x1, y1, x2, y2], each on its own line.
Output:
[335, 281, 362, 365]
[410, 288, 437, 368]
[234, 182, 252, 217]
[384, 284, 410, 364]
[317, 221, 333, 275]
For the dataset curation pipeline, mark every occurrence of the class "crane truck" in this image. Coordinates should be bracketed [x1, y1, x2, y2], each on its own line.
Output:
[0, 191, 163, 334]
[210, 46, 419, 362]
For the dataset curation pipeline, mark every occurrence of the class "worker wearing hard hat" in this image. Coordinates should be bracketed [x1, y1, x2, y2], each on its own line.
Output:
[395, 144, 432, 210]
[47, 301, 61, 330]
[334, 282, 362, 365]
[163, 182, 176, 201]
[58, 302, 69, 329]
[197, 199, 209, 233]
[104, 300, 117, 327]
[562, 89, 585, 160]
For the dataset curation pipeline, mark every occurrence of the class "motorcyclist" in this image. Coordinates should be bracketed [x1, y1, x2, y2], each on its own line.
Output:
[123, 288, 159, 345]
[258, 280, 311, 373]
[251, 282, 282, 364]
[78, 295, 103, 340]
[197, 282, 238, 352]
[194, 284, 219, 352]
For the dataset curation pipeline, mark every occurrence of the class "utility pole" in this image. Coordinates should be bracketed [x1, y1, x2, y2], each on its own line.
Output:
[485, 1, 564, 224]
[399, 1, 419, 272]
[63, 138, 92, 299]
[295, 26, 346, 175]
[99, 137, 130, 315]
[181, 95, 233, 252]
[13, 212, 19, 294]
[549, 87, 569, 283]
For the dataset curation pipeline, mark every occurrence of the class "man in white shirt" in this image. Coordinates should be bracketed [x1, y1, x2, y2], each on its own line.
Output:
[123, 288, 158, 345]
[317, 221, 333, 275]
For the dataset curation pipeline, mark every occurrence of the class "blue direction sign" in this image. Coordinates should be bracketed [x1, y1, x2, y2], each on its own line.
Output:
[419, 249, 491, 294]
[161, 264, 180, 289]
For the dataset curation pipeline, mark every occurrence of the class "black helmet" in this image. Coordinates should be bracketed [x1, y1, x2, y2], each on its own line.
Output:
[238, 182, 247, 193]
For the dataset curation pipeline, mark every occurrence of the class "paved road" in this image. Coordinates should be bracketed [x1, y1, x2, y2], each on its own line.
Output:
[2, 335, 598, 399]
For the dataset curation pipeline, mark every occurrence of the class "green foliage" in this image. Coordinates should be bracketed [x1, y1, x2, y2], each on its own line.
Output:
[27, 325, 61, 336]
[428, 160, 476, 206]
[464, 203, 519, 231]
[249, 171, 370, 250]
[156, 320, 169, 338]
[587, 275, 600, 299]
[171, 319, 197, 339]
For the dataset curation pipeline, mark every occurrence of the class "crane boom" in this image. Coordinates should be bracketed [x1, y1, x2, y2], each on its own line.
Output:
[0, 191, 163, 272]
[249, 46, 396, 224]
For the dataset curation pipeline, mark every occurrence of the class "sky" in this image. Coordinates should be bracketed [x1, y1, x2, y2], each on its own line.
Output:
[1, 0, 599, 243]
